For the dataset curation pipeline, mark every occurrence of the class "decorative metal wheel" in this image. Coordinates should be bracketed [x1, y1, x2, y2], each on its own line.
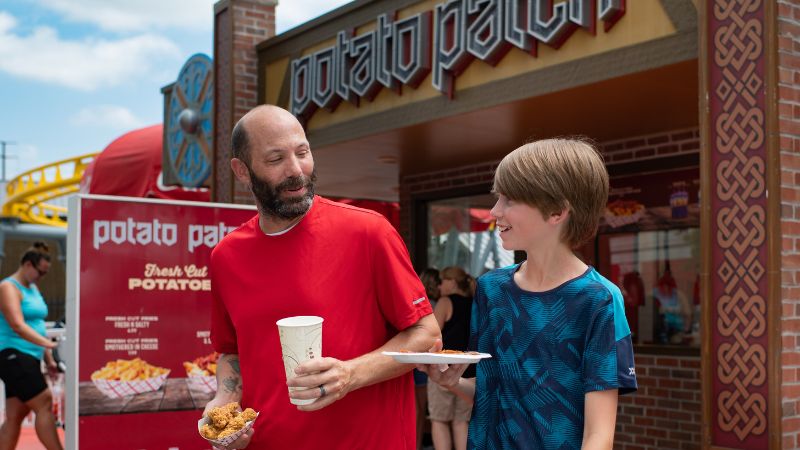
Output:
[166, 53, 213, 187]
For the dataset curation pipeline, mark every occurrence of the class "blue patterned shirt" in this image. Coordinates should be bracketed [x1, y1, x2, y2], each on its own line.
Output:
[467, 265, 637, 449]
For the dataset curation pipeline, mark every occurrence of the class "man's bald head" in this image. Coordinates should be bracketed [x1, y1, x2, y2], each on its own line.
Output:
[231, 105, 305, 165]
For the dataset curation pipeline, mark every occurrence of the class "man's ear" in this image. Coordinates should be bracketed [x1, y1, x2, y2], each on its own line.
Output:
[230, 158, 251, 185]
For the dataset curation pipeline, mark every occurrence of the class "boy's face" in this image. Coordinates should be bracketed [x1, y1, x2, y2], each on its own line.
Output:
[490, 194, 563, 252]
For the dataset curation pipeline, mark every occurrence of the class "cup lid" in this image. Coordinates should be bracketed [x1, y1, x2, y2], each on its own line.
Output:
[276, 316, 324, 327]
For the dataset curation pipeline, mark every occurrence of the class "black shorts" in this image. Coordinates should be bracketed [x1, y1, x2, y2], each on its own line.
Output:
[0, 348, 47, 402]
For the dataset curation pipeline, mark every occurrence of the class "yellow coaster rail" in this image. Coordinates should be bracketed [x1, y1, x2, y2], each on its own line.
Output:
[2, 153, 98, 228]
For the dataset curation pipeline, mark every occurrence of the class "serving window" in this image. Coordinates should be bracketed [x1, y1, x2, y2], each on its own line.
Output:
[425, 194, 514, 277]
[595, 167, 701, 351]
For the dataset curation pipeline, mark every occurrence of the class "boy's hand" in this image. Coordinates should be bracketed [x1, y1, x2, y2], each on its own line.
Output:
[415, 339, 469, 387]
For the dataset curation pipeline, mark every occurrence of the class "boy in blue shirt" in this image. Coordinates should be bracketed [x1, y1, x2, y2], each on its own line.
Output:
[420, 139, 637, 449]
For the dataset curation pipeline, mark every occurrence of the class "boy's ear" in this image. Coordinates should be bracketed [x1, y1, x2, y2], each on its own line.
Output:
[230, 158, 252, 185]
[548, 206, 570, 225]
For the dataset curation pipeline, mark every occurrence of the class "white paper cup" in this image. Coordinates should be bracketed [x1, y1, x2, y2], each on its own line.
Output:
[276, 316, 323, 405]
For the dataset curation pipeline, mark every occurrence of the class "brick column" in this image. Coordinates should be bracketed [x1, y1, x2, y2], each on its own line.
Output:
[213, 0, 276, 204]
[778, 1, 800, 448]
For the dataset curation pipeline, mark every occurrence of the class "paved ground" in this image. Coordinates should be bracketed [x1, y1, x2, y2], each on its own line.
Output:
[16, 426, 65, 449]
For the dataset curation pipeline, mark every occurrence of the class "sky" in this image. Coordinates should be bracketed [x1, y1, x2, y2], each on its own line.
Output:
[0, 0, 352, 181]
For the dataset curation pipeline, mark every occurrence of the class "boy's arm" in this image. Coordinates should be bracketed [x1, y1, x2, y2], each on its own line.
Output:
[581, 389, 618, 450]
[416, 338, 476, 402]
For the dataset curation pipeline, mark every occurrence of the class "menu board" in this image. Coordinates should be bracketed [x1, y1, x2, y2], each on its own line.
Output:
[601, 168, 700, 233]
[65, 195, 255, 450]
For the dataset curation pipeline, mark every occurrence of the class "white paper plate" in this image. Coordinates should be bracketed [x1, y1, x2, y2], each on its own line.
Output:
[382, 351, 492, 364]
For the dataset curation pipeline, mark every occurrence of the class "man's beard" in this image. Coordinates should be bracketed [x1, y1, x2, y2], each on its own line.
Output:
[248, 167, 316, 220]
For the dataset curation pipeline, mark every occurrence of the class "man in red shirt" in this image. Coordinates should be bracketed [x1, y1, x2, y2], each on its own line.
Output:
[206, 105, 440, 450]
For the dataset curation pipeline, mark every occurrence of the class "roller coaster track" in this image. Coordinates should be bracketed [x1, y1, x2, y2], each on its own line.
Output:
[1, 153, 98, 228]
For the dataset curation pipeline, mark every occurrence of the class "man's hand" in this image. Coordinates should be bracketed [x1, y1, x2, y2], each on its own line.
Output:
[202, 397, 254, 450]
[287, 357, 355, 411]
[414, 339, 469, 388]
[209, 430, 253, 450]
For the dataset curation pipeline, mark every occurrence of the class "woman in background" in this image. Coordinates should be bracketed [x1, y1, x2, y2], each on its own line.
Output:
[0, 242, 62, 450]
[429, 266, 474, 450]
[415, 268, 442, 450]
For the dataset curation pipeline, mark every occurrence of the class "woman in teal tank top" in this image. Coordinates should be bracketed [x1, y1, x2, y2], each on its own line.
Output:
[0, 242, 63, 450]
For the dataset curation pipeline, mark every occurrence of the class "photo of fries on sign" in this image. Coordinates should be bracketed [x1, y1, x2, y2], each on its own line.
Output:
[91, 358, 170, 398]
[184, 352, 218, 393]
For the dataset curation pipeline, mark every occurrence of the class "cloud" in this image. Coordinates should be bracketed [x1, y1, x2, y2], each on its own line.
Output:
[34, 0, 216, 32]
[276, 0, 353, 33]
[70, 105, 146, 129]
[0, 11, 180, 91]
[3, 143, 40, 180]
[32, 0, 354, 34]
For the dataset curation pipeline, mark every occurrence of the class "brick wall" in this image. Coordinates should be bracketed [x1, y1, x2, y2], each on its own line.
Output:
[601, 128, 701, 165]
[615, 355, 701, 450]
[213, 0, 275, 204]
[779, 1, 800, 448]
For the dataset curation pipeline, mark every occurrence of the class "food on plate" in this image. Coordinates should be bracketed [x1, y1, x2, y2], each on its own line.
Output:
[184, 351, 219, 376]
[90, 358, 169, 381]
[200, 402, 258, 440]
[397, 349, 480, 355]
[435, 350, 481, 355]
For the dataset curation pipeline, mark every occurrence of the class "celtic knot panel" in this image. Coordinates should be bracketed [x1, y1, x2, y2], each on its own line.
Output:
[710, 0, 769, 447]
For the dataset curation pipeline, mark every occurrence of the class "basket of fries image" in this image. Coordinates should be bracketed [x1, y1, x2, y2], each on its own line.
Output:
[604, 199, 645, 228]
[198, 402, 259, 447]
[90, 358, 170, 398]
[184, 352, 218, 393]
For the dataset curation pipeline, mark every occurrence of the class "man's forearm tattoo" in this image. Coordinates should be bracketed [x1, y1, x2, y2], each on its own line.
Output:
[221, 356, 242, 394]
[222, 376, 241, 394]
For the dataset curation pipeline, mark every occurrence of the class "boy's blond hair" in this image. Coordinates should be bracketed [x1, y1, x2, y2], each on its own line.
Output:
[493, 138, 609, 248]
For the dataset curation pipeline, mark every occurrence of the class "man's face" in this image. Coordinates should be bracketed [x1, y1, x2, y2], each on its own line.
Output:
[241, 109, 316, 220]
[248, 164, 316, 219]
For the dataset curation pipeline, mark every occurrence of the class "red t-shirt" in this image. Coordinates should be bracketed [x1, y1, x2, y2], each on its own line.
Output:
[210, 197, 432, 450]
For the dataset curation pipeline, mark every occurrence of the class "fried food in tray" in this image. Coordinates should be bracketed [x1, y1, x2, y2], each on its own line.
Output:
[199, 402, 259, 445]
